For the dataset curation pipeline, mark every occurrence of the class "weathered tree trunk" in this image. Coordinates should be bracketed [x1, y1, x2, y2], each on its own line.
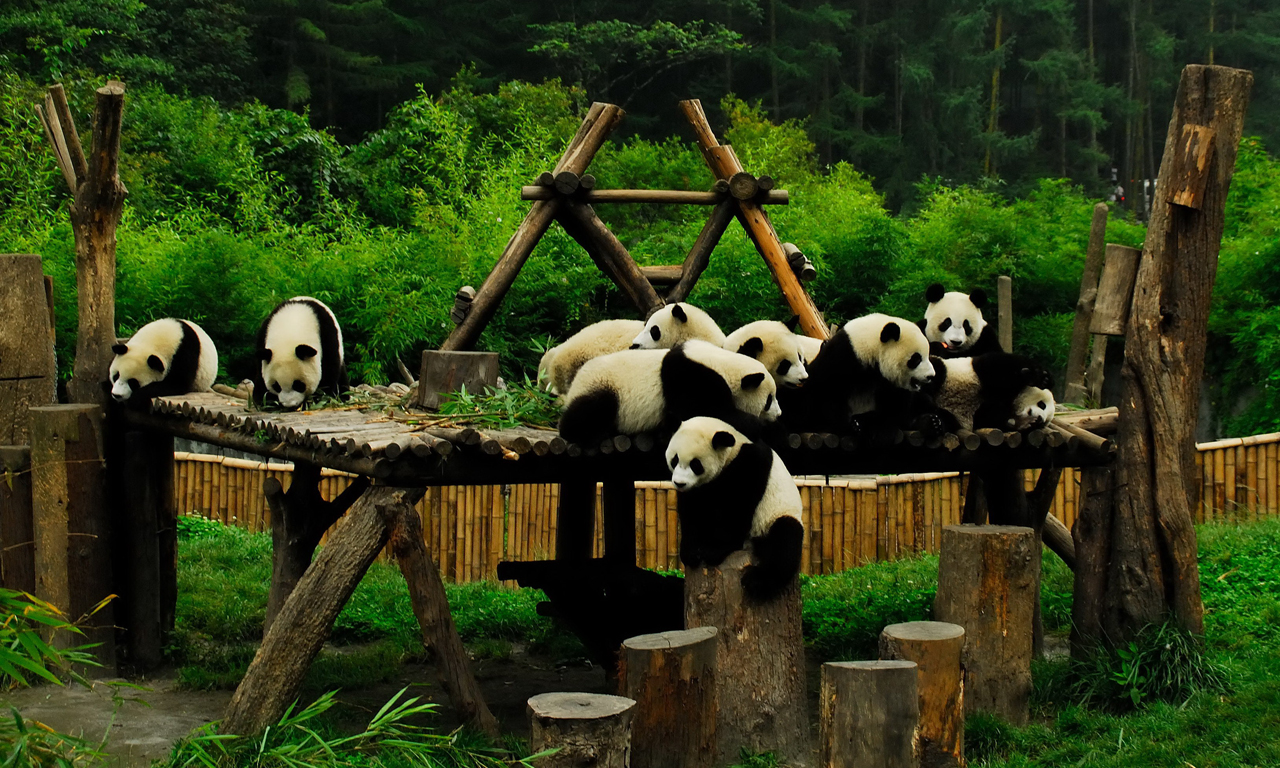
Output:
[879, 622, 965, 768]
[619, 627, 719, 768]
[382, 495, 500, 738]
[1064, 204, 1110, 404]
[528, 693, 636, 768]
[0, 446, 35, 594]
[819, 660, 919, 768]
[684, 550, 807, 765]
[221, 485, 422, 736]
[0, 255, 57, 443]
[1094, 65, 1252, 644]
[934, 525, 1037, 725]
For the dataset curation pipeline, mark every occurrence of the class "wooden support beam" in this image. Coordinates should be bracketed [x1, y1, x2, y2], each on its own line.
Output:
[221, 485, 425, 735]
[117, 430, 174, 674]
[997, 275, 1013, 352]
[1064, 203, 1110, 403]
[619, 627, 719, 768]
[559, 200, 665, 315]
[880, 622, 965, 768]
[0, 446, 34, 594]
[667, 199, 735, 304]
[601, 478, 637, 568]
[556, 479, 596, 561]
[520, 187, 789, 205]
[819, 661, 919, 768]
[528, 693, 636, 768]
[1089, 244, 1141, 335]
[639, 265, 682, 285]
[0, 255, 58, 445]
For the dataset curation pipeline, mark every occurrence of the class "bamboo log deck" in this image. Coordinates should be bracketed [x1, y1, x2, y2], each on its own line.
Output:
[127, 394, 1116, 485]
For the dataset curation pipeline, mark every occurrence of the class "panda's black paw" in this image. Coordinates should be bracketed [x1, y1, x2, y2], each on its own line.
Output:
[740, 565, 785, 601]
[917, 412, 946, 439]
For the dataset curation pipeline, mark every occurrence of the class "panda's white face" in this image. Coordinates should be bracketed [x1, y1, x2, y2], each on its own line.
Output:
[725, 321, 809, 389]
[847, 314, 936, 392]
[261, 350, 320, 409]
[109, 349, 166, 402]
[924, 289, 988, 352]
[631, 303, 725, 350]
[1011, 386, 1055, 429]
[665, 417, 746, 490]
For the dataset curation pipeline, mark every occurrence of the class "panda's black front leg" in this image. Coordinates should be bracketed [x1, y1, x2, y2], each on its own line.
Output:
[742, 517, 804, 600]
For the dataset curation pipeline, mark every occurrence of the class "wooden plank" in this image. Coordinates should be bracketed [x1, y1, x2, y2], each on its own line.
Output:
[0, 255, 58, 444]
[1090, 244, 1142, 335]
[520, 187, 789, 205]
[1167, 123, 1217, 209]
[0, 446, 35, 594]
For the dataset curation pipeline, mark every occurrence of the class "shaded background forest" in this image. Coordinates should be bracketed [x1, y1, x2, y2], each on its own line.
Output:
[2, 0, 1280, 436]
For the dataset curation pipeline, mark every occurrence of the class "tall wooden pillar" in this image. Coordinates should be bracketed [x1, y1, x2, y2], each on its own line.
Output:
[556, 479, 596, 560]
[115, 429, 175, 673]
[601, 478, 636, 569]
[0, 254, 57, 444]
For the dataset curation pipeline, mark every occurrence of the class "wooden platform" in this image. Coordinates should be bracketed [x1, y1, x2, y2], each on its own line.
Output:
[124, 393, 1116, 485]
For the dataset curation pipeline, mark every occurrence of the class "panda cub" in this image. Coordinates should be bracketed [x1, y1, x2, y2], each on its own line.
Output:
[253, 296, 347, 409]
[109, 318, 218, 403]
[778, 313, 935, 438]
[538, 319, 643, 395]
[666, 417, 804, 600]
[559, 340, 781, 444]
[724, 320, 809, 389]
[921, 283, 1002, 357]
[921, 353, 1056, 433]
[631, 302, 726, 349]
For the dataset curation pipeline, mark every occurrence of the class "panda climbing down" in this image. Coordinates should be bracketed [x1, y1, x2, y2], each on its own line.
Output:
[538, 319, 644, 395]
[253, 296, 347, 409]
[920, 283, 1002, 357]
[630, 302, 726, 349]
[919, 352, 1056, 434]
[723, 320, 809, 389]
[666, 417, 804, 600]
[558, 340, 781, 445]
[109, 318, 218, 403]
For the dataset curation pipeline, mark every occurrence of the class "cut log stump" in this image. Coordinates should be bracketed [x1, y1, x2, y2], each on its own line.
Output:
[417, 350, 499, 409]
[819, 660, 919, 768]
[684, 550, 807, 766]
[934, 525, 1038, 725]
[619, 627, 718, 768]
[528, 692, 636, 768]
[879, 621, 965, 768]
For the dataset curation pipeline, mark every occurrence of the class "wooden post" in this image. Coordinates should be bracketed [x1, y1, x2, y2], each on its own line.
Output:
[556, 479, 596, 561]
[619, 627, 718, 768]
[819, 660, 919, 768]
[559, 200, 665, 315]
[601, 478, 636, 569]
[1064, 203, 1110, 403]
[221, 485, 423, 735]
[263, 463, 370, 631]
[36, 83, 128, 406]
[441, 103, 624, 352]
[0, 446, 35, 594]
[416, 350, 499, 410]
[997, 275, 1013, 352]
[528, 692, 636, 768]
[0, 255, 58, 444]
[667, 199, 736, 304]
[879, 622, 965, 768]
[934, 525, 1037, 725]
[1089, 244, 1141, 336]
[381, 492, 500, 737]
[1100, 65, 1252, 642]
[29, 404, 115, 667]
[1071, 466, 1113, 655]
[684, 550, 807, 765]
[117, 430, 174, 673]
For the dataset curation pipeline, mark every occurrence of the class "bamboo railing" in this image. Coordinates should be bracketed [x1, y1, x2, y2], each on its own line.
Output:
[174, 431, 1280, 583]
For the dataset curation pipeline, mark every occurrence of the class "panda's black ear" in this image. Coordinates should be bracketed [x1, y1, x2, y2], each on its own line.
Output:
[925, 283, 946, 303]
[880, 322, 901, 343]
[740, 372, 766, 390]
[737, 337, 764, 359]
[147, 355, 165, 373]
[295, 344, 318, 360]
[671, 304, 688, 323]
[970, 288, 989, 308]
[712, 431, 737, 449]
[259, 348, 273, 363]
[112, 343, 128, 356]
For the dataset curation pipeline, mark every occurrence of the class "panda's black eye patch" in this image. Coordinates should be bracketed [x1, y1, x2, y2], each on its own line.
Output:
[1038, 401, 1046, 410]
[112, 372, 119, 382]
[670, 456, 679, 469]
[128, 379, 140, 391]
[272, 382, 282, 393]
[777, 360, 791, 375]
[690, 459, 704, 475]
[938, 318, 952, 332]
[907, 353, 922, 369]
[963, 320, 973, 334]
[765, 393, 774, 410]
[650, 325, 661, 341]
[293, 380, 306, 393]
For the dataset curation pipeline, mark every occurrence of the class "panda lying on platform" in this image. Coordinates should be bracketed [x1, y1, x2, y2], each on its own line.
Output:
[109, 318, 218, 403]
[666, 417, 804, 600]
[723, 320, 809, 389]
[538, 319, 644, 395]
[630, 302, 726, 349]
[558, 340, 781, 445]
[920, 283, 1002, 357]
[918, 352, 1056, 434]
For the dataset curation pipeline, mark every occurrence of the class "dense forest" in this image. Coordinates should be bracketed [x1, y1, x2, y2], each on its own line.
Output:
[1, 0, 1279, 436]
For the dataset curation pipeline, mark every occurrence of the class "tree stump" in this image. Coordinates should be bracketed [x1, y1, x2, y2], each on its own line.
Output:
[417, 350, 499, 409]
[0, 446, 35, 594]
[819, 660, 919, 768]
[934, 525, 1037, 725]
[0, 255, 57, 445]
[879, 622, 965, 768]
[528, 692, 636, 768]
[619, 627, 718, 768]
[684, 550, 807, 766]
[29, 405, 115, 667]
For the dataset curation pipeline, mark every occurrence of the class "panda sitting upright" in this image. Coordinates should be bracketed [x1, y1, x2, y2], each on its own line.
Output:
[666, 417, 804, 600]
[921, 283, 1002, 357]
[918, 352, 1056, 434]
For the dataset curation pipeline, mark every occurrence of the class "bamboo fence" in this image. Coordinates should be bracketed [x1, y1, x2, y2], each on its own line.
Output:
[174, 431, 1280, 583]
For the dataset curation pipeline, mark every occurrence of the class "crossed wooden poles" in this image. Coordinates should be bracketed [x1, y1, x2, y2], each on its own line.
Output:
[440, 99, 829, 352]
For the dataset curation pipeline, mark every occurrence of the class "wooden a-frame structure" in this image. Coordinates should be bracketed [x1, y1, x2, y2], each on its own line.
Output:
[440, 99, 829, 352]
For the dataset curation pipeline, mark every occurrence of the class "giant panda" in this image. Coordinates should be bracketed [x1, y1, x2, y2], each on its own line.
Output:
[666, 416, 804, 600]
[538, 319, 644, 395]
[559, 340, 781, 444]
[921, 283, 1002, 357]
[795, 334, 825, 365]
[919, 352, 1056, 434]
[109, 318, 218, 403]
[724, 320, 809, 389]
[253, 296, 347, 409]
[630, 302, 726, 349]
[777, 313, 936, 439]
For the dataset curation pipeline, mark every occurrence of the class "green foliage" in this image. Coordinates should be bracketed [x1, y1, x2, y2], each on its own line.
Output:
[800, 555, 937, 661]
[1064, 624, 1230, 711]
[435, 380, 561, 429]
[0, 706, 107, 768]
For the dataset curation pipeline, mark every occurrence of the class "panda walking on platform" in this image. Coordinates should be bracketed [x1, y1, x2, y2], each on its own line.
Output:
[253, 296, 347, 409]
